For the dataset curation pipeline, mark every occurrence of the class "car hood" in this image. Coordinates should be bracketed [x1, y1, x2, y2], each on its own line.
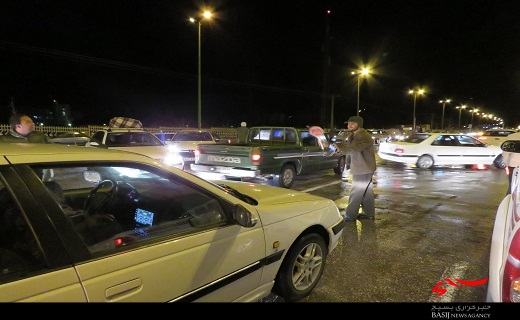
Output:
[214, 180, 339, 225]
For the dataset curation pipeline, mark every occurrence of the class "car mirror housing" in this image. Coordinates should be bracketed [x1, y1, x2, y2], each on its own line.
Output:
[502, 141, 520, 153]
[233, 204, 257, 228]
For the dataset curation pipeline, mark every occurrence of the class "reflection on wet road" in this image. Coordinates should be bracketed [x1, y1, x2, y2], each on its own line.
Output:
[262, 159, 508, 302]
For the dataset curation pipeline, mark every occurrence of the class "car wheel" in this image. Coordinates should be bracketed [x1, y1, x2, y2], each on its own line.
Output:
[494, 154, 506, 169]
[273, 233, 328, 302]
[275, 164, 296, 188]
[417, 155, 434, 169]
[333, 155, 346, 175]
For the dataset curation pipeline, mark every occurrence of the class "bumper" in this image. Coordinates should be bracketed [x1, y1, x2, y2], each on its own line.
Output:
[378, 152, 418, 165]
[190, 164, 261, 178]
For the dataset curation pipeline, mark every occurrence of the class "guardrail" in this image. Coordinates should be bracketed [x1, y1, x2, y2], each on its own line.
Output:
[0, 124, 238, 140]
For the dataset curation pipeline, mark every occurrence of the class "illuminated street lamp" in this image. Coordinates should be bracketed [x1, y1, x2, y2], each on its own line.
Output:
[190, 10, 212, 129]
[456, 105, 467, 129]
[352, 67, 371, 116]
[469, 108, 479, 130]
[409, 88, 425, 131]
[439, 99, 451, 131]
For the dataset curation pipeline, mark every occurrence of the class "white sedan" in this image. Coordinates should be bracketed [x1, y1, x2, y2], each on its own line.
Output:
[476, 128, 517, 147]
[0, 143, 344, 302]
[378, 133, 506, 169]
[86, 128, 184, 169]
[488, 138, 520, 302]
[167, 130, 220, 170]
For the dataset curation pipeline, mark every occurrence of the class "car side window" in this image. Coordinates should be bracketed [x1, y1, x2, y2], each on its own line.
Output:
[458, 135, 481, 146]
[90, 131, 105, 144]
[301, 132, 316, 147]
[44, 165, 229, 256]
[433, 135, 456, 146]
[0, 181, 47, 281]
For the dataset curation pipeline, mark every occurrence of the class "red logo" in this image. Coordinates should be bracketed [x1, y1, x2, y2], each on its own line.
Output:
[432, 278, 488, 299]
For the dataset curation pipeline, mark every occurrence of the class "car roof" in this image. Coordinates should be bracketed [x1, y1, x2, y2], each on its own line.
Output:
[104, 128, 147, 133]
[0, 143, 155, 164]
[484, 128, 516, 132]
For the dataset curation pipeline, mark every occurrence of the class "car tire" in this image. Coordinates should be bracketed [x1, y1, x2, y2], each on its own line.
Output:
[417, 155, 434, 169]
[275, 164, 296, 188]
[273, 233, 328, 302]
[493, 154, 506, 169]
[333, 156, 346, 175]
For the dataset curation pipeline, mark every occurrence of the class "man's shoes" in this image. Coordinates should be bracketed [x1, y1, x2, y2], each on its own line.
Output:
[357, 214, 375, 220]
[343, 216, 357, 222]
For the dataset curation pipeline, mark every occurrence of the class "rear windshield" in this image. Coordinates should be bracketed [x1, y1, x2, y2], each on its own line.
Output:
[404, 134, 430, 143]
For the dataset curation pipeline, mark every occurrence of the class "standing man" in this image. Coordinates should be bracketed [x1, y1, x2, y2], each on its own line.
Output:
[0, 114, 49, 143]
[0, 114, 52, 180]
[334, 116, 376, 221]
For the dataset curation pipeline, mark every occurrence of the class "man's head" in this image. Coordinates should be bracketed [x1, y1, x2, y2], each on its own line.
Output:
[345, 116, 363, 132]
[9, 114, 35, 136]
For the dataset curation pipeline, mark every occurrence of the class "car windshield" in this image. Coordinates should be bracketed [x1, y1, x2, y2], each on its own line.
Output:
[404, 134, 430, 143]
[106, 132, 164, 147]
[173, 132, 214, 142]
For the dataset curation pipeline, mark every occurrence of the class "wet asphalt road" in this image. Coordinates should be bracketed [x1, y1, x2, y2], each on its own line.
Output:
[260, 155, 508, 303]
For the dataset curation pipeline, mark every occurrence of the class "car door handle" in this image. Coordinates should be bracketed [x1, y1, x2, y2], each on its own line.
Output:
[105, 278, 143, 300]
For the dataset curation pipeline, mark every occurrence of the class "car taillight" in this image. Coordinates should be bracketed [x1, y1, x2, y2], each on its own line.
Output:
[194, 149, 200, 157]
[395, 147, 404, 154]
[251, 149, 261, 165]
[502, 230, 520, 302]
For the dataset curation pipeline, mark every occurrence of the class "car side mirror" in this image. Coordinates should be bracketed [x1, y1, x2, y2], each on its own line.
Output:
[87, 141, 108, 149]
[502, 140, 520, 153]
[232, 204, 257, 228]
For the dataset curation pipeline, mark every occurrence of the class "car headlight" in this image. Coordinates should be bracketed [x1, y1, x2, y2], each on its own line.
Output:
[163, 151, 184, 166]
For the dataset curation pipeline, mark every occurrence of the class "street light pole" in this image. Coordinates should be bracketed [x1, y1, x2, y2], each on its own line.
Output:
[190, 11, 212, 129]
[456, 105, 467, 130]
[197, 20, 202, 129]
[409, 88, 425, 131]
[470, 108, 478, 131]
[352, 67, 370, 116]
[356, 74, 361, 116]
[439, 99, 451, 131]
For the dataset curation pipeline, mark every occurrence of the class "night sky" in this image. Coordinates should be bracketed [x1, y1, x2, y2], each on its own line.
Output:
[1, 0, 519, 129]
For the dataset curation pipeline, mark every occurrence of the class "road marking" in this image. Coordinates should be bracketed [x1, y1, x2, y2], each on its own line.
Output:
[301, 180, 346, 192]
[428, 261, 469, 302]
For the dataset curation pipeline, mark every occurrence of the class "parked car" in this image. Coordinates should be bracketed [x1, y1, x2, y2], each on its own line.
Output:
[0, 143, 344, 302]
[476, 128, 517, 147]
[366, 129, 391, 145]
[49, 131, 90, 146]
[378, 133, 506, 169]
[487, 137, 520, 301]
[168, 130, 220, 170]
[86, 128, 183, 169]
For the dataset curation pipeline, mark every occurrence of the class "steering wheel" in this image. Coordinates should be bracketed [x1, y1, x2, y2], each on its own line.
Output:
[83, 179, 118, 217]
